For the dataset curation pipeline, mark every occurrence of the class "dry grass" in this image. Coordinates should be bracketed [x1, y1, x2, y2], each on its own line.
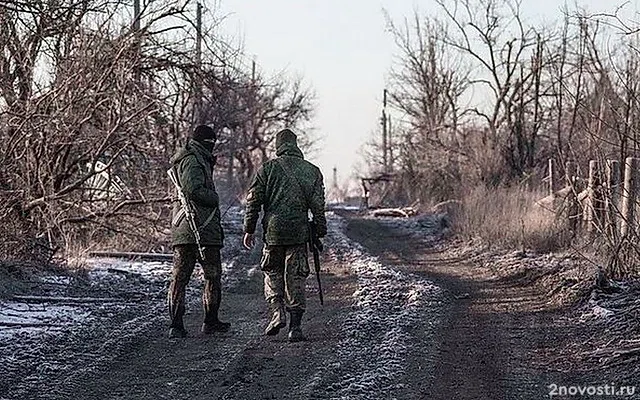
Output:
[458, 185, 573, 253]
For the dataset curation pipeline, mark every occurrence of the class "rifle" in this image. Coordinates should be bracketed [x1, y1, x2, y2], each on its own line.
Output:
[168, 167, 206, 261]
[308, 219, 324, 306]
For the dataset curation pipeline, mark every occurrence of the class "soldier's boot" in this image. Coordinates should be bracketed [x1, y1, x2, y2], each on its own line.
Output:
[168, 293, 188, 338]
[265, 301, 287, 336]
[287, 310, 306, 342]
[201, 321, 231, 334]
[168, 246, 196, 339]
[202, 278, 231, 334]
[169, 325, 187, 338]
[168, 310, 187, 338]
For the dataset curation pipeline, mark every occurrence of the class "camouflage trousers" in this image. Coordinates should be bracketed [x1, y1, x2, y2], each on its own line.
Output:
[260, 244, 310, 311]
[168, 245, 223, 329]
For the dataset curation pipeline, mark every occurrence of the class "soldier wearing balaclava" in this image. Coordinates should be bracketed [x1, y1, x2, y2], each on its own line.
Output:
[168, 125, 230, 338]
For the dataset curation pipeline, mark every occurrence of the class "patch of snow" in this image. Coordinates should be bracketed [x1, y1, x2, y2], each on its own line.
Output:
[0, 301, 92, 339]
[581, 305, 615, 322]
[39, 276, 72, 286]
[305, 215, 445, 399]
[374, 213, 446, 243]
[86, 258, 171, 282]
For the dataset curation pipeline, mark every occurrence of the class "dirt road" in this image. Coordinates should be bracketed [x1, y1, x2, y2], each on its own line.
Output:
[0, 212, 619, 399]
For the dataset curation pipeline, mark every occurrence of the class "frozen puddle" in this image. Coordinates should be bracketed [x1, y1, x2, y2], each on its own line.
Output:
[306, 215, 446, 399]
[0, 301, 91, 338]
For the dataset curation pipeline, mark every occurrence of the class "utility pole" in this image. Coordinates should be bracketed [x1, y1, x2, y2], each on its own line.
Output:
[132, 0, 141, 82]
[332, 166, 339, 203]
[382, 89, 388, 173]
[133, 0, 140, 31]
[388, 114, 393, 171]
[194, 1, 203, 125]
[251, 58, 256, 82]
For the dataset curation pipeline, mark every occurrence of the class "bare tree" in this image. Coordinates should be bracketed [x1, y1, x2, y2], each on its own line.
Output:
[384, 11, 469, 201]
[0, 0, 317, 262]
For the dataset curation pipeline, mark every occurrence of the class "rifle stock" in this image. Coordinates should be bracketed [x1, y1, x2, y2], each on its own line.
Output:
[309, 220, 324, 306]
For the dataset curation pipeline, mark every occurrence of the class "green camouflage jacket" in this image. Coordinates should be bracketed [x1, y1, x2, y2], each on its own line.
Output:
[244, 139, 327, 246]
[170, 139, 224, 247]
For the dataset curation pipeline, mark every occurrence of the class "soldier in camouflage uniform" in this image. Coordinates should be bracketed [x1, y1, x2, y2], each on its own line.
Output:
[168, 125, 231, 338]
[243, 129, 327, 342]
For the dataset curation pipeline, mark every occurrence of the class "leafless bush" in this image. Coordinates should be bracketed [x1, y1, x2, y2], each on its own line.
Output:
[371, 1, 640, 266]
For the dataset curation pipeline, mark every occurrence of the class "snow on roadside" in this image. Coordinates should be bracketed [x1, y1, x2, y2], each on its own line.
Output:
[0, 252, 250, 341]
[306, 214, 445, 399]
[0, 206, 256, 399]
[0, 258, 171, 343]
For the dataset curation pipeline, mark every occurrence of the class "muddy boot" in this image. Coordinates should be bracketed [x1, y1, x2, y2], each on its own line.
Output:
[168, 306, 188, 339]
[169, 323, 187, 339]
[287, 310, 306, 342]
[265, 302, 287, 336]
[201, 320, 231, 334]
[202, 275, 231, 334]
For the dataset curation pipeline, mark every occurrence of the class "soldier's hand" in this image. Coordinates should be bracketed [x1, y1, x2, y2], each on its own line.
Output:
[243, 233, 255, 250]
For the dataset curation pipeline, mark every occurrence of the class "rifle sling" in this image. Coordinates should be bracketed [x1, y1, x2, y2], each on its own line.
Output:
[275, 158, 315, 209]
[200, 209, 216, 230]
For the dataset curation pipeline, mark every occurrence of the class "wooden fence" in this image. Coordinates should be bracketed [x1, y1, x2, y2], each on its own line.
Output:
[546, 158, 640, 240]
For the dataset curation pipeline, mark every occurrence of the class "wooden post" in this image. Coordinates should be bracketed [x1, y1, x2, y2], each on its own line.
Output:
[620, 157, 640, 238]
[361, 179, 370, 210]
[382, 89, 388, 173]
[388, 115, 393, 171]
[227, 126, 234, 193]
[606, 160, 621, 238]
[586, 161, 596, 232]
[548, 159, 555, 197]
[565, 161, 580, 230]
[587, 160, 606, 234]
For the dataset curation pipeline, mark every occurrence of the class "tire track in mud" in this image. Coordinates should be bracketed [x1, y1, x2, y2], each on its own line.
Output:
[344, 215, 575, 400]
[193, 214, 447, 400]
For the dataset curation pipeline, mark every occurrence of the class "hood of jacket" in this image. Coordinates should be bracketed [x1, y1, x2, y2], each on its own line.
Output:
[171, 138, 216, 166]
[275, 140, 304, 159]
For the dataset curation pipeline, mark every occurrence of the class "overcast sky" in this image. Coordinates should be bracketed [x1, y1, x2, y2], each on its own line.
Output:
[217, 0, 637, 189]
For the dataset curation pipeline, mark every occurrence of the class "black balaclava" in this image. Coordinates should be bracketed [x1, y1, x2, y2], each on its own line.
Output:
[191, 125, 217, 152]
